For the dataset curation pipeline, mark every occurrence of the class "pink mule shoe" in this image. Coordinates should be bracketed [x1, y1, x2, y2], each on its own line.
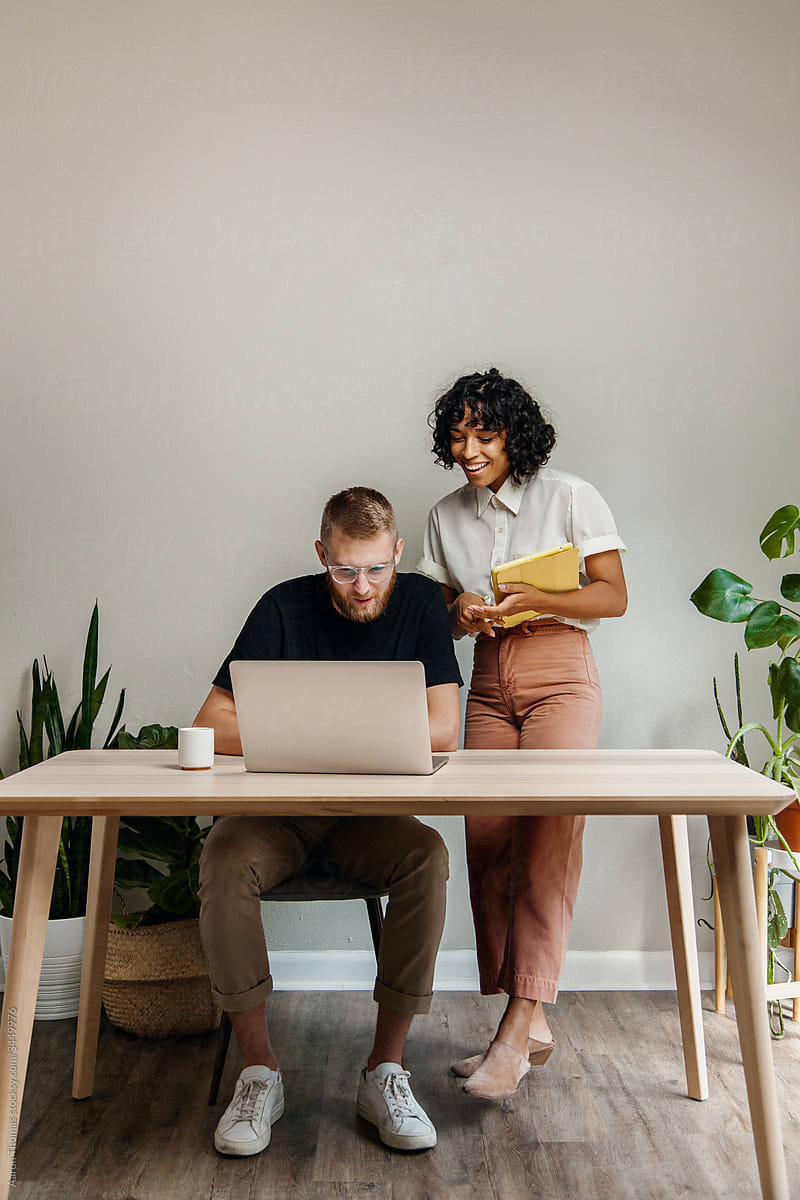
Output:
[461, 1039, 532, 1099]
[451, 1037, 555, 1079]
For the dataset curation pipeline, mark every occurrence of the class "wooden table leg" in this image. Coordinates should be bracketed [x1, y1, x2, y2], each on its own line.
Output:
[714, 872, 727, 1014]
[0, 815, 63, 1200]
[754, 846, 769, 976]
[658, 814, 709, 1100]
[793, 881, 799, 1024]
[72, 816, 119, 1100]
[709, 814, 789, 1200]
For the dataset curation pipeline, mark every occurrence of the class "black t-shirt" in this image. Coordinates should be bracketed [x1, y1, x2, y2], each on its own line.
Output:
[213, 572, 462, 693]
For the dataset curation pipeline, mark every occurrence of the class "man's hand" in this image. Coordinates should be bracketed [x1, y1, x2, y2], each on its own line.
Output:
[193, 685, 243, 755]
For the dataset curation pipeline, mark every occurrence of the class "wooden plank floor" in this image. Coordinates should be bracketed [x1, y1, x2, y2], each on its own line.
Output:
[11, 991, 800, 1199]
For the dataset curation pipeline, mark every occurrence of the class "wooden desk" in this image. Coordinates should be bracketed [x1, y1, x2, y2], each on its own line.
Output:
[0, 748, 794, 1200]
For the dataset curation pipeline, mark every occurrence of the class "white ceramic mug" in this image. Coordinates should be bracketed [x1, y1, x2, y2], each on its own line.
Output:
[178, 726, 215, 770]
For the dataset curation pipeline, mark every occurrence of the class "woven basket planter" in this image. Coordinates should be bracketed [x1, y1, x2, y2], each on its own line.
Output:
[103, 916, 221, 1037]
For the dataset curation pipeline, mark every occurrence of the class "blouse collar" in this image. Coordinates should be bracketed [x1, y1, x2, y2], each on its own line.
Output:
[475, 474, 530, 518]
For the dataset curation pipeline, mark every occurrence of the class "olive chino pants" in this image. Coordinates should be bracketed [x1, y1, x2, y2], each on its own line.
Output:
[198, 814, 449, 1015]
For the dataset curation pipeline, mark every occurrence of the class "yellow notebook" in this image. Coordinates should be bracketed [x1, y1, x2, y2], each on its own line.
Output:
[490, 543, 579, 628]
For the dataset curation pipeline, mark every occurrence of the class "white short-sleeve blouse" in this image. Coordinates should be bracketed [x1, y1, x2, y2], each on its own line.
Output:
[416, 468, 627, 635]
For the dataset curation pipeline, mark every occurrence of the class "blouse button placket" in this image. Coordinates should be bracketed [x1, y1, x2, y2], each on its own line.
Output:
[490, 495, 509, 569]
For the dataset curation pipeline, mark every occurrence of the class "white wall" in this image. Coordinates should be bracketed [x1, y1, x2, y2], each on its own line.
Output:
[3, 1, 798, 973]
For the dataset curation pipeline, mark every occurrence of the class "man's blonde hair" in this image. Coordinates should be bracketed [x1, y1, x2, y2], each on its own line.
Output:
[320, 487, 398, 545]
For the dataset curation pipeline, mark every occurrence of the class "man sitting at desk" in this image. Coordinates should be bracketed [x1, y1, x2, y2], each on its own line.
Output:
[194, 486, 461, 1158]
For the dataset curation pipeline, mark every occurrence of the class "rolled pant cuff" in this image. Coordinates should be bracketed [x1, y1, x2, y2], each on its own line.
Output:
[212, 974, 274, 1013]
[373, 979, 433, 1015]
[480, 972, 560, 1005]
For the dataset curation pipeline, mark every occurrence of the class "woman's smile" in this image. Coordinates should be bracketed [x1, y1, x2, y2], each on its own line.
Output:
[450, 410, 511, 493]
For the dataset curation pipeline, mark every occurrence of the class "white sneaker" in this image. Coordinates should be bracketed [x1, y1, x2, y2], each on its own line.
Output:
[356, 1062, 437, 1151]
[214, 1065, 285, 1156]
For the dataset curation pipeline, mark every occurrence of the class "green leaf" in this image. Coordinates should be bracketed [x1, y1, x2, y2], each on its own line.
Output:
[116, 818, 187, 864]
[54, 834, 72, 918]
[49, 818, 74, 918]
[690, 570, 758, 622]
[116, 723, 178, 750]
[28, 660, 47, 766]
[110, 912, 145, 929]
[6, 816, 23, 901]
[122, 814, 195, 836]
[760, 505, 800, 560]
[745, 602, 784, 649]
[16, 712, 30, 772]
[43, 668, 65, 757]
[65, 817, 91, 916]
[713, 676, 733, 741]
[768, 664, 784, 721]
[64, 700, 82, 751]
[78, 602, 99, 749]
[113, 857, 165, 891]
[150, 868, 197, 918]
[713, 667, 749, 765]
[781, 574, 800, 603]
[0, 874, 13, 918]
[786, 706, 800, 734]
[102, 688, 126, 749]
[775, 616, 800, 641]
[778, 658, 800, 707]
[743, 607, 800, 651]
[91, 666, 110, 724]
[730, 739, 749, 768]
[165, 816, 197, 833]
[188, 836, 204, 866]
[768, 888, 790, 949]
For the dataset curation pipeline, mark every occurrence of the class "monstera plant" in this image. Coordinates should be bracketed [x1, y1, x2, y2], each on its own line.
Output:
[690, 504, 800, 813]
[691, 504, 800, 1028]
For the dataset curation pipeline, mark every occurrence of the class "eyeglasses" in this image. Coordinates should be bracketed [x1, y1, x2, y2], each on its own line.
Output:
[322, 549, 396, 585]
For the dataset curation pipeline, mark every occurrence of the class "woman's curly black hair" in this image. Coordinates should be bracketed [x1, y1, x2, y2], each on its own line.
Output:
[428, 368, 556, 485]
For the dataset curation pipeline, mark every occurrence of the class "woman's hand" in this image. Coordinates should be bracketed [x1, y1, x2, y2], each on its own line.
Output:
[472, 551, 628, 625]
[471, 583, 544, 626]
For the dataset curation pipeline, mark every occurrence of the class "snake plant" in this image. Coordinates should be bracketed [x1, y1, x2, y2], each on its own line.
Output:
[0, 604, 176, 919]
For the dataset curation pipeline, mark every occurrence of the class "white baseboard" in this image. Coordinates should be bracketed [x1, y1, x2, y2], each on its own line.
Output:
[0, 950, 717, 996]
[268, 949, 717, 992]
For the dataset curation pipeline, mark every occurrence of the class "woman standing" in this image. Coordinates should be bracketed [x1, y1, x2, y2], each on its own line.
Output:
[418, 368, 627, 1099]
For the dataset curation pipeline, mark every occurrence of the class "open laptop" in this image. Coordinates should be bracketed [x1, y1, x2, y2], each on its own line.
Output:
[229, 660, 449, 775]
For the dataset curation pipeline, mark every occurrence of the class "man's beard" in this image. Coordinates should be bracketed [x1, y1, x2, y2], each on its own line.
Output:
[326, 570, 397, 624]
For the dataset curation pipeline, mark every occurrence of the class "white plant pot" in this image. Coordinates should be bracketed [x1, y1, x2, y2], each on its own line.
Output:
[0, 913, 85, 1020]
